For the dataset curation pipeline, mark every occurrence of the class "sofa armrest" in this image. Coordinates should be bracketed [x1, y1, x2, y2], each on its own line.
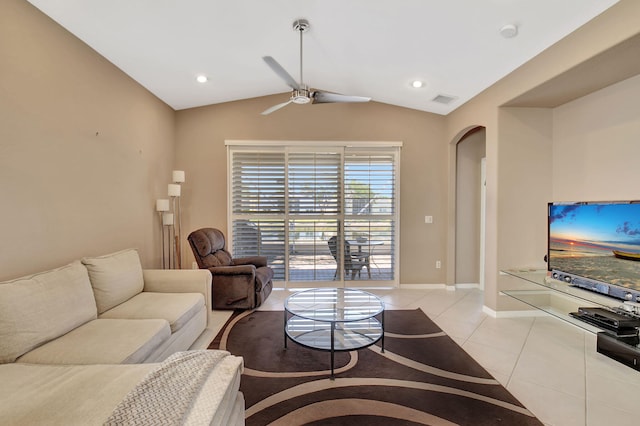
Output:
[142, 269, 212, 313]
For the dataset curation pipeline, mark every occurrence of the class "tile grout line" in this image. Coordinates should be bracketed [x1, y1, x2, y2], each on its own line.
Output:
[441, 289, 488, 347]
[505, 314, 537, 390]
[583, 331, 589, 426]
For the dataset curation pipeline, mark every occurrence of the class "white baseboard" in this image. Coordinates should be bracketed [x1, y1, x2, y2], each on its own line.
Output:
[482, 305, 549, 318]
[398, 283, 480, 291]
[455, 283, 479, 289]
[399, 283, 446, 289]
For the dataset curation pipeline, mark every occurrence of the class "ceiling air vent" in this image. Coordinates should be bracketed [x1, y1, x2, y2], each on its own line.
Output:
[432, 94, 457, 104]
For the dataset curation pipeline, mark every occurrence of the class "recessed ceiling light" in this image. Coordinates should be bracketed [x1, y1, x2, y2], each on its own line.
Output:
[411, 80, 424, 88]
[196, 75, 208, 83]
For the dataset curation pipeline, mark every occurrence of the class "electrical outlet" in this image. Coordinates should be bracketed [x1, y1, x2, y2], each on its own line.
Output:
[425, 215, 433, 224]
[436, 260, 441, 269]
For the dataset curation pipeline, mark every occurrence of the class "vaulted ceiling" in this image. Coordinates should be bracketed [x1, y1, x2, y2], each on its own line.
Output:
[27, 0, 619, 115]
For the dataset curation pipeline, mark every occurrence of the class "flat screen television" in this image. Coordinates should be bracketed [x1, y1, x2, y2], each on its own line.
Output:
[548, 201, 640, 303]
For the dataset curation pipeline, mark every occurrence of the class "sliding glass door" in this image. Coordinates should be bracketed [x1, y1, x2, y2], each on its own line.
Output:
[228, 141, 400, 288]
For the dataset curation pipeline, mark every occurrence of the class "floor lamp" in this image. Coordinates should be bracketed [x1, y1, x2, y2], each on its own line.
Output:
[155, 199, 170, 269]
[162, 212, 174, 269]
[169, 170, 185, 269]
[157, 171, 185, 270]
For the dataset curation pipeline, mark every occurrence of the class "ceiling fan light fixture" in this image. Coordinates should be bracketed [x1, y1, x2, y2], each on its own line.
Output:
[291, 88, 311, 104]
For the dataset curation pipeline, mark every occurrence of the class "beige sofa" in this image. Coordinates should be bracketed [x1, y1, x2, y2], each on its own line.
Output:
[0, 249, 244, 425]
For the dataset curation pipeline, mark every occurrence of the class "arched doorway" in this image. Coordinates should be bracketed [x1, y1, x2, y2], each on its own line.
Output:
[454, 127, 486, 288]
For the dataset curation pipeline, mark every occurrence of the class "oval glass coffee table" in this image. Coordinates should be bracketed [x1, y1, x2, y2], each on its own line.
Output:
[284, 288, 385, 379]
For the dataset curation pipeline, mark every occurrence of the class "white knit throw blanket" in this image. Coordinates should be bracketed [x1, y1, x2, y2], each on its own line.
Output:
[104, 350, 229, 426]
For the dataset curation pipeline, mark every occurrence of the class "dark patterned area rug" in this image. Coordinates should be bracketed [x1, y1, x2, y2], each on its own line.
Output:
[209, 308, 542, 426]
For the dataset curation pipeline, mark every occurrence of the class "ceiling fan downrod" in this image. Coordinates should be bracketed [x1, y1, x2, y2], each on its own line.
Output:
[293, 19, 309, 90]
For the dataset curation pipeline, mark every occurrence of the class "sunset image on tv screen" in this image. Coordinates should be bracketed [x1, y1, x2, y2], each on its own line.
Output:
[549, 203, 640, 291]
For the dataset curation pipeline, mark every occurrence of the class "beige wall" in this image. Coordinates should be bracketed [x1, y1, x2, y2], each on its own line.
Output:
[491, 74, 640, 311]
[495, 108, 553, 310]
[497, 107, 555, 268]
[552, 73, 640, 201]
[175, 96, 447, 284]
[0, 0, 175, 280]
[495, 73, 640, 275]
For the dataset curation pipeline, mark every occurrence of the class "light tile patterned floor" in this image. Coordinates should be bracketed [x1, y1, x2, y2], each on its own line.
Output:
[256, 287, 640, 426]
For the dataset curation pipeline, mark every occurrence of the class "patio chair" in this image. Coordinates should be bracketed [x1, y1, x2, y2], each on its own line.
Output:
[328, 236, 371, 280]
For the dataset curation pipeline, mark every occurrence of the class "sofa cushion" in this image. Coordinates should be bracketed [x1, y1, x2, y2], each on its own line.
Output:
[99, 292, 205, 333]
[16, 318, 170, 365]
[0, 261, 97, 364]
[82, 249, 144, 314]
[0, 363, 156, 426]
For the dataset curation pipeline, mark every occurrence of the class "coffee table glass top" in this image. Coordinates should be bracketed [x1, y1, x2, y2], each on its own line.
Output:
[285, 288, 384, 322]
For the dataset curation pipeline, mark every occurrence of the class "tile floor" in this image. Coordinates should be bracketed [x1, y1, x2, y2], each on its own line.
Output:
[252, 287, 640, 426]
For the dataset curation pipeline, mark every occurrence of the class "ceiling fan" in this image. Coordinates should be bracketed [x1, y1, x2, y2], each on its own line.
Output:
[261, 18, 371, 115]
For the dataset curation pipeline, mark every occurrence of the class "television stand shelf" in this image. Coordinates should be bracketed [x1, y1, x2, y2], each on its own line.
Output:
[501, 269, 640, 370]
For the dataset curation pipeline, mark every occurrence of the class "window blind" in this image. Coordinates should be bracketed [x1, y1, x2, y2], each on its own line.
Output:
[228, 143, 399, 287]
[344, 152, 396, 281]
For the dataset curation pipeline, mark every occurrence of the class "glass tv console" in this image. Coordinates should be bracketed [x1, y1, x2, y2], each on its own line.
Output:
[500, 269, 626, 333]
[501, 269, 640, 370]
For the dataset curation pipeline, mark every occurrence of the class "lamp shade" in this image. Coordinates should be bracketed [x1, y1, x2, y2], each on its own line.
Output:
[156, 199, 170, 212]
[168, 184, 181, 197]
[162, 213, 174, 226]
[172, 170, 185, 183]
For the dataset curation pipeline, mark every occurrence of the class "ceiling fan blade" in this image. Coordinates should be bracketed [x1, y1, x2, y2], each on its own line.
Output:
[262, 56, 300, 90]
[261, 100, 293, 115]
[312, 91, 371, 104]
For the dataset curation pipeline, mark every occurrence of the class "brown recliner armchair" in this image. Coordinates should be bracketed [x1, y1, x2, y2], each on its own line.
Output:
[188, 228, 273, 310]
